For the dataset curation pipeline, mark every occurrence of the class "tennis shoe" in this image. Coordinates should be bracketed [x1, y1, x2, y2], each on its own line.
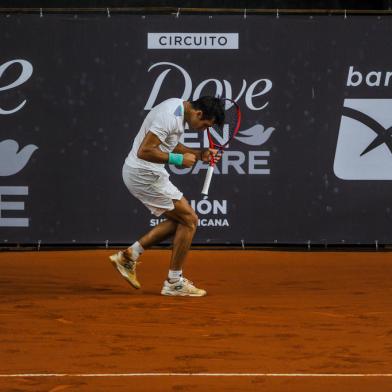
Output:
[109, 251, 141, 289]
[161, 277, 207, 297]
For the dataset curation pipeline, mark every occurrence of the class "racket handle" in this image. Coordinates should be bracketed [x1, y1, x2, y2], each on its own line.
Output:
[201, 165, 214, 196]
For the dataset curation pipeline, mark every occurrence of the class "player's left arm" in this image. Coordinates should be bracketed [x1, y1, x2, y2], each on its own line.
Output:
[173, 143, 221, 163]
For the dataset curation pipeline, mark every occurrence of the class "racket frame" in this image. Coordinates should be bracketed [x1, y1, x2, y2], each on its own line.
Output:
[201, 98, 242, 196]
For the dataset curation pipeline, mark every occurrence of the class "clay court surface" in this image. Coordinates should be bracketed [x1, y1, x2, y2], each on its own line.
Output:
[1, 249, 392, 391]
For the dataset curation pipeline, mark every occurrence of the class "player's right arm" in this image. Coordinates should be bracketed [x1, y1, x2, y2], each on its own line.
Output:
[137, 132, 196, 168]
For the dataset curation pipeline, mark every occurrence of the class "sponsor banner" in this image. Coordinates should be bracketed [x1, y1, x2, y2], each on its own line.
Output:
[1, 15, 392, 244]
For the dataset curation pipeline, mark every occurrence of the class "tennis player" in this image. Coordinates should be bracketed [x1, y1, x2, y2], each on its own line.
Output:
[110, 96, 225, 296]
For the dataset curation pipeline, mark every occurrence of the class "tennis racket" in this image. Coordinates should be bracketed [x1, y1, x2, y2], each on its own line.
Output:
[201, 98, 242, 197]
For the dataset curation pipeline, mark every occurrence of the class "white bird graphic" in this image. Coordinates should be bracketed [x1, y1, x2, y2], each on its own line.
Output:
[0, 139, 38, 176]
[235, 124, 275, 146]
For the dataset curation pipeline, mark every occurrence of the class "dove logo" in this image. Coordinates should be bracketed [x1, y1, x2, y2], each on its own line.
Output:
[0, 139, 38, 176]
[235, 124, 275, 146]
[334, 99, 392, 180]
[143, 62, 275, 176]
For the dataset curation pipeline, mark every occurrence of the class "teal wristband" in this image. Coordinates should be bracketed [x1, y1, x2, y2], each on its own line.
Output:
[168, 153, 184, 166]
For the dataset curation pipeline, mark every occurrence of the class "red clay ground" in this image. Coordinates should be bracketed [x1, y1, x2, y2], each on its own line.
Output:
[0, 249, 392, 391]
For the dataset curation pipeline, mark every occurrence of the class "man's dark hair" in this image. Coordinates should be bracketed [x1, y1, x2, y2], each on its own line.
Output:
[190, 96, 225, 127]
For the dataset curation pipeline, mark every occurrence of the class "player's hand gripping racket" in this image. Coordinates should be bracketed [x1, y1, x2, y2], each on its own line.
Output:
[201, 98, 241, 197]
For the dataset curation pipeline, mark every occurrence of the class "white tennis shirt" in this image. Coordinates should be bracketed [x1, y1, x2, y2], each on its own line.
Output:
[125, 98, 185, 173]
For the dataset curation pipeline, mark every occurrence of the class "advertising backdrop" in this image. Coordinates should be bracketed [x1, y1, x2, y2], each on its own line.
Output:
[1, 14, 392, 244]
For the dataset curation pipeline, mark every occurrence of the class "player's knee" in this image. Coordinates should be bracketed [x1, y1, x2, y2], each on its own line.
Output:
[183, 212, 198, 231]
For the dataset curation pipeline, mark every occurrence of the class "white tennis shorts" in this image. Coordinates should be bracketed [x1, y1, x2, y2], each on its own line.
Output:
[122, 163, 183, 217]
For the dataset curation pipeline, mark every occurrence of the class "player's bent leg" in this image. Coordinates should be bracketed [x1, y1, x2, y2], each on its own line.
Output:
[109, 203, 181, 290]
[164, 197, 198, 271]
[137, 219, 178, 250]
[108, 203, 183, 290]
[160, 197, 206, 297]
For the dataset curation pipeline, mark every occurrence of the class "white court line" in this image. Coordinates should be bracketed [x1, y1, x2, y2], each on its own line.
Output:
[1, 373, 392, 378]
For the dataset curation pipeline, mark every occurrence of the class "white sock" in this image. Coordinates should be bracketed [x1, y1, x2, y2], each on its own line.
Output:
[128, 241, 144, 261]
[168, 269, 182, 282]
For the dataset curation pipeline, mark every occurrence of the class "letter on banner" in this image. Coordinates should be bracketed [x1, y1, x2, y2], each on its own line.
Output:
[0, 60, 33, 115]
[0, 186, 29, 227]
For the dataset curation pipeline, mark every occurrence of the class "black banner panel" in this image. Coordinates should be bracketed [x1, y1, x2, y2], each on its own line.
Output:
[1, 14, 392, 244]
